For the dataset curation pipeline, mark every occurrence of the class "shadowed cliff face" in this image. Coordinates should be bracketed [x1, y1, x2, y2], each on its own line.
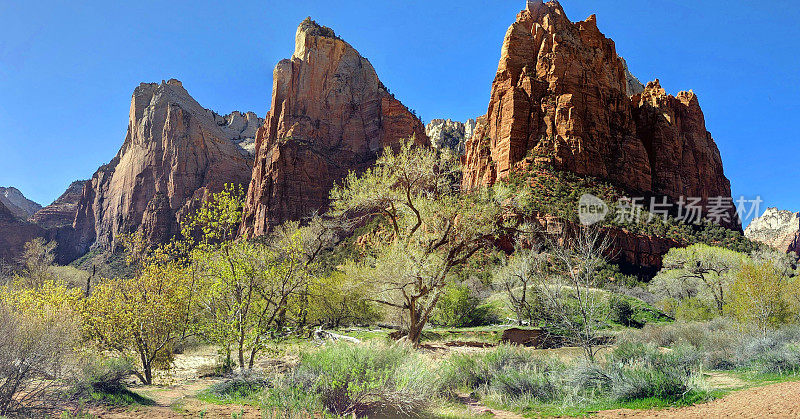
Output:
[0, 187, 41, 219]
[72, 80, 253, 254]
[30, 180, 87, 229]
[0, 200, 45, 264]
[462, 0, 737, 230]
[240, 18, 428, 237]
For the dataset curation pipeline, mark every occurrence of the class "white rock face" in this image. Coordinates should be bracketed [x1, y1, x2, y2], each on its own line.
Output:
[0, 187, 42, 219]
[620, 57, 645, 96]
[213, 111, 264, 157]
[425, 118, 477, 155]
[744, 207, 800, 253]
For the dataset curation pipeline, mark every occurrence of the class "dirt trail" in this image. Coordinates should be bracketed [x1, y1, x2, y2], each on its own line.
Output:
[598, 380, 800, 418]
[457, 393, 525, 419]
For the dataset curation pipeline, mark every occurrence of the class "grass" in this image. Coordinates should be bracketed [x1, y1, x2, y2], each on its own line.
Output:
[504, 390, 717, 417]
[83, 387, 156, 406]
[197, 374, 268, 406]
[731, 369, 800, 388]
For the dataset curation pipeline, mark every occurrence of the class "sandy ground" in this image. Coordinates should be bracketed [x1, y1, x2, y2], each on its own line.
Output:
[67, 344, 800, 418]
[598, 380, 800, 418]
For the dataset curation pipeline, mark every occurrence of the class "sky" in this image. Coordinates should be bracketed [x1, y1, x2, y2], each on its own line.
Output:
[1, 0, 798, 227]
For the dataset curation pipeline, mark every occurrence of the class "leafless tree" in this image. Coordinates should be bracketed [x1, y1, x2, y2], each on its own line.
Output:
[535, 226, 613, 362]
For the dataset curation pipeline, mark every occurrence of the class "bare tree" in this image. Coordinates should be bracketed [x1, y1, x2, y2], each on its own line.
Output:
[534, 227, 612, 362]
[495, 246, 547, 325]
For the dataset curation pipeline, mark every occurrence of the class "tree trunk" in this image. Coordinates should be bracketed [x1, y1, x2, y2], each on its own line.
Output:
[138, 351, 153, 384]
[143, 361, 153, 385]
[407, 307, 423, 348]
[238, 339, 245, 371]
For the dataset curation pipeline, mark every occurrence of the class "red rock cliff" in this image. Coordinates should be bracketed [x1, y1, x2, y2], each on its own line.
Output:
[240, 18, 428, 237]
[462, 0, 737, 229]
[73, 80, 253, 253]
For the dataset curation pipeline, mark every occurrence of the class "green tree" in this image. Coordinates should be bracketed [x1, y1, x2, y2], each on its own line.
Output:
[307, 271, 377, 328]
[194, 235, 312, 370]
[650, 244, 746, 315]
[185, 186, 325, 369]
[728, 261, 791, 335]
[331, 141, 501, 347]
[82, 260, 194, 384]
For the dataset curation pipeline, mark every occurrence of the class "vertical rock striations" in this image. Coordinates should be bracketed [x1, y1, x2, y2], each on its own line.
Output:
[73, 79, 253, 254]
[240, 18, 428, 237]
[462, 1, 737, 229]
[0, 200, 45, 264]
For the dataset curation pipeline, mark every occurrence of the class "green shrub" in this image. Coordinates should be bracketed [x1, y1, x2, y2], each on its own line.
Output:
[618, 321, 800, 374]
[609, 364, 694, 401]
[674, 298, 716, 322]
[71, 355, 153, 407]
[74, 356, 134, 394]
[199, 371, 269, 404]
[430, 284, 498, 327]
[268, 342, 435, 417]
[610, 296, 636, 327]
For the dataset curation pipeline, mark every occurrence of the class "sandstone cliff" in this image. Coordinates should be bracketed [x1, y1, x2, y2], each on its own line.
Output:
[0, 200, 45, 264]
[0, 187, 42, 219]
[73, 79, 253, 254]
[425, 118, 477, 155]
[240, 18, 429, 237]
[214, 111, 264, 157]
[462, 0, 737, 230]
[30, 180, 87, 229]
[745, 208, 800, 254]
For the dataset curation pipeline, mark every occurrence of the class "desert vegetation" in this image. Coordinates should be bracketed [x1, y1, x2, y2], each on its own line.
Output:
[1, 142, 798, 417]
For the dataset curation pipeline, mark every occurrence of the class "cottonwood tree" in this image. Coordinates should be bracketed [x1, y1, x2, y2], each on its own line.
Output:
[185, 187, 326, 370]
[650, 244, 746, 315]
[15, 238, 57, 288]
[193, 236, 312, 370]
[331, 141, 502, 347]
[729, 261, 791, 336]
[83, 259, 194, 384]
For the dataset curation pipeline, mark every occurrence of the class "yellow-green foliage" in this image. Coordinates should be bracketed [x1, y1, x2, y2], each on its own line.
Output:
[307, 271, 377, 328]
[82, 261, 193, 384]
[181, 183, 245, 244]
[0, 279, 82, 319]
[728, 261, 792, 334]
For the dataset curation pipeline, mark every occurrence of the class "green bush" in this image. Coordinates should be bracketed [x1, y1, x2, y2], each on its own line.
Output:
[199, 371, 269, 404]
[74, 356, 134, 394]
[430, 284, 498, 327]
[610, 296, 636, 327]
[267, 342, 435, 417]
[675, 298, 716, 322]
[609, 364, 694, 401]
[437, 343, 701, 413]
[619, 321, 800, 374]
[71, 356, 153, 407]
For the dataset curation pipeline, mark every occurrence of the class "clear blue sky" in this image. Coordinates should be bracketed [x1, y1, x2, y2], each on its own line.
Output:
[1, 1, 798, 227]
